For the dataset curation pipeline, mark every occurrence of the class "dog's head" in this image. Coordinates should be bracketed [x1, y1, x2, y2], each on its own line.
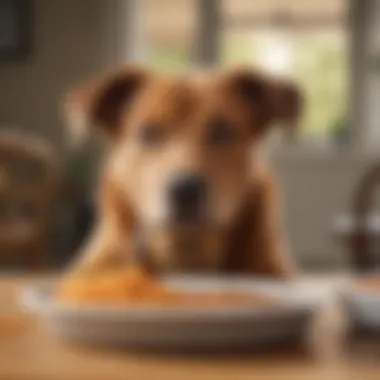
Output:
[66, 66, 301, 231]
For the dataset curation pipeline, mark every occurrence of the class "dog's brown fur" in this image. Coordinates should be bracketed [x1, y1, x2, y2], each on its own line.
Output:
[65, 65, 301, 278]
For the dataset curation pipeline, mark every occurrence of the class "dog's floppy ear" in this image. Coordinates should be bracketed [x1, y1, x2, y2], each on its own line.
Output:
[272, 80, 303, 138]
[226, 68, 302, 137]
[65, 66, 150, 143]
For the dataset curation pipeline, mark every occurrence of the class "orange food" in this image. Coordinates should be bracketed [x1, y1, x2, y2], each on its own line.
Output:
[58, 266, 275, 307]
[58, 267, 180, 305]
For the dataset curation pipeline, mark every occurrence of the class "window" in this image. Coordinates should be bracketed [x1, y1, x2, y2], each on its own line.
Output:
[141, 0, 347, 143]
[222, 0, 348, 143]
[143, 0, 196, 72]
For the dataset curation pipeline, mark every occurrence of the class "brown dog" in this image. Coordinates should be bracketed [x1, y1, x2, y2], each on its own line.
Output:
[65, 65, 301, 278]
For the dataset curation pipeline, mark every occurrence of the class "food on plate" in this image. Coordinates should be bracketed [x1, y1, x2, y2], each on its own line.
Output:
[58, 266, 177, 304]
[58, 266, 277, 307]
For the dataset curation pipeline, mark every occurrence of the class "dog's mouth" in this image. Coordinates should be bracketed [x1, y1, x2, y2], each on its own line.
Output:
[169, 202, 208, 227]
[131, 224, 225, 274]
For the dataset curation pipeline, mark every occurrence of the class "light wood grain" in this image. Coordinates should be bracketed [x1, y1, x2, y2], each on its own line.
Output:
[1, 275, 380, 380]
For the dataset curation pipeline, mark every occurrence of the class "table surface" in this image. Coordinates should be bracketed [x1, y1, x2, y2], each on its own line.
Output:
[1, 274, 380, 380]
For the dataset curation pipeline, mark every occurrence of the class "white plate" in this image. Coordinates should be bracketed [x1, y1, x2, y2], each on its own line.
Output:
[341, 273, 380, 330]
[21, 276, 326, 350]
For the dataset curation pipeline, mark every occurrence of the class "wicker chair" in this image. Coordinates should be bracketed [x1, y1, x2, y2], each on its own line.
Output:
[0, 131, 59, 269]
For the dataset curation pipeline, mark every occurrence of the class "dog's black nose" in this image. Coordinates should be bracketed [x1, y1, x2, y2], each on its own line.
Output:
[168, 173, 206, 222]
[169, 173, 206, 206]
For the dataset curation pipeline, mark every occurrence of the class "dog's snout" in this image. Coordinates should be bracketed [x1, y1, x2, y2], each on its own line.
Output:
[169, 173, 206, 206]
[168, 173, 207, 224]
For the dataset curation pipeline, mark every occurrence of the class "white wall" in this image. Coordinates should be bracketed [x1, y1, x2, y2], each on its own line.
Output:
[272, 150, 375, 269]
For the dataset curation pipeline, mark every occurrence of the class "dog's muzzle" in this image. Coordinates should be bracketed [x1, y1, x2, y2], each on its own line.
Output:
[167, 172, 207, 225]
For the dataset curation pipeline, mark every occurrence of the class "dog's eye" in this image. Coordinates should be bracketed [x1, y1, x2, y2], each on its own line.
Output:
[138, 124, 163, 146]
[206, 118, 236, 146]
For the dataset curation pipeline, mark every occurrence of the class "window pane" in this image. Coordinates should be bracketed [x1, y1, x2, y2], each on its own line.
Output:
[221, 0, 347, 141]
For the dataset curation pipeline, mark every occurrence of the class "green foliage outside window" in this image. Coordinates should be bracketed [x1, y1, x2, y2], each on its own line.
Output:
[222, 31, 347, 140]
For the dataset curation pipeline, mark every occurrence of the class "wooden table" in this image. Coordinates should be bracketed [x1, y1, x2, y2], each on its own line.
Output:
[1, 275, 380, 380]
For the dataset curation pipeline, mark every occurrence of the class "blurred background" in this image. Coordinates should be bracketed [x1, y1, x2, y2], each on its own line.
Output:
[0, 0, 379, 273]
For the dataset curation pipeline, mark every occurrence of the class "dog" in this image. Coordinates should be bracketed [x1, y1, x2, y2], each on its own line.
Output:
[65, 65, 302, 278]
